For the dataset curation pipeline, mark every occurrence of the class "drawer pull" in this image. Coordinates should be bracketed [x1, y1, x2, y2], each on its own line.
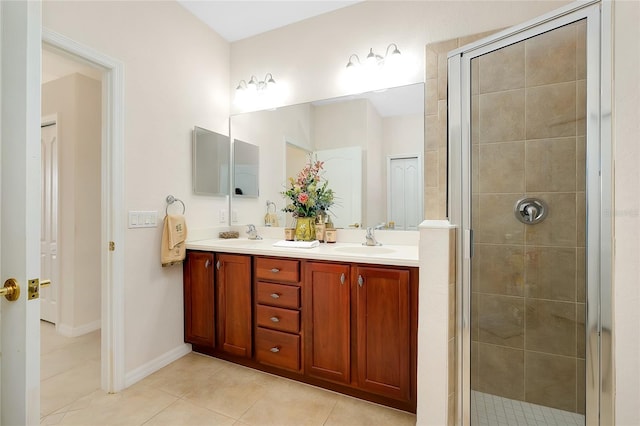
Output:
[271, 268, 280, 273]
[270, 293, 280, 299]
[270, 316, 280, 323]
[270, 346, 280, 353]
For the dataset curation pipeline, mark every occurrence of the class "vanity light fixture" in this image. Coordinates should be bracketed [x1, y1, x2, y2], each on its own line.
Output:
[236, 73, 277, 94]
[345, 43, 401, 69]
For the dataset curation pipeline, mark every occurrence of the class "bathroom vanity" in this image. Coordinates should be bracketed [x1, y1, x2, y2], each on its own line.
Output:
[183, 238, 419, 412]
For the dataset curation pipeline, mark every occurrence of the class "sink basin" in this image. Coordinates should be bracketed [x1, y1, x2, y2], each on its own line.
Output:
[333, 246, 396, 255]
[216, 238, 265, 244]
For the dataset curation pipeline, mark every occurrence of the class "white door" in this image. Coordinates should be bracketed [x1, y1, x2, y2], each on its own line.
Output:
[1, 1, 43, 424]
[388, 156, 421, 230]
[41, 122, 58, 324]
[315, 146, 362, 228]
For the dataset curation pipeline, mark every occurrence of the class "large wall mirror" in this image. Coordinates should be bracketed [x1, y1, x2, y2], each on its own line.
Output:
[229, 83, 424, 230]
[192, 126, 230, 196]
[233, 139, 259, 198]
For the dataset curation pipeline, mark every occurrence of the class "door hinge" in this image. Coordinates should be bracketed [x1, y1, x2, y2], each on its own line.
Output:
[109, 241, 115, 251]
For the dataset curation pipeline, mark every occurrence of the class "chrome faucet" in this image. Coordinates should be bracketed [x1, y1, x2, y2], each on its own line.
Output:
[246, 224, 262, 240]
[363, 227, 382, 246]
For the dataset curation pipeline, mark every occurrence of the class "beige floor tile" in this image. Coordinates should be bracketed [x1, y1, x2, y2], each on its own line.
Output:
[41, 359, 101, 417]
[324, 396, 416, 426]
[183, 363, 279, 419]
[143, 399, 236, 426]
[239, 380, 339, 426]
[41, 335, 100, 380]
[59, 384, 177, 425]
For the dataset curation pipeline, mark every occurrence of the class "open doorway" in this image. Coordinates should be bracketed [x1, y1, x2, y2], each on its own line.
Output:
[40, 45, 104, 420]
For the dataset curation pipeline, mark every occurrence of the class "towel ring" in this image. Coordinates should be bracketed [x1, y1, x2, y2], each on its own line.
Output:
[165, 195, 186, 215]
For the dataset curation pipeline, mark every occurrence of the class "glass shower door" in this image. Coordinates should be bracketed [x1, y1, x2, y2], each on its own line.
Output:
[469, 20, 587, 425]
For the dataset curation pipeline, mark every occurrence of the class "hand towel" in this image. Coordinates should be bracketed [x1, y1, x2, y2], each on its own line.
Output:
[272, 240, 319, 249]
[161, 214, 188, 267]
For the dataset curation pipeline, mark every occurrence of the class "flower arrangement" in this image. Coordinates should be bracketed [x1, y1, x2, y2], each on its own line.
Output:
[282, 158, 334, 218]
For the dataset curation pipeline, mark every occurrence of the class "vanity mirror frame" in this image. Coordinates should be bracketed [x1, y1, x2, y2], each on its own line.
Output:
[228, 82, 425, 230]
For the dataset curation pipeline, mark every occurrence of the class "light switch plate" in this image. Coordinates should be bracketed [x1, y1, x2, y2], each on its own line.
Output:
[128, 211, 158, 228]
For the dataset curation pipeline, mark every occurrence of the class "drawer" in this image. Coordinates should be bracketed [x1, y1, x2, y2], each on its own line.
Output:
[256, 305, 300, 333]
[255, 327, 300, 371]
[256, 282, 300, 309]
[255, 257, 300, 283]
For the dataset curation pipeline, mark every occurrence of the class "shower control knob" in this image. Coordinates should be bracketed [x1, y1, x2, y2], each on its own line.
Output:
[514, 198, 548, 225]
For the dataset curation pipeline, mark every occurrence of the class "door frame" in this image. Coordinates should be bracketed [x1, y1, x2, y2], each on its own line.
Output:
[447, 1, 612, 425]
[42, 29, 126, 393]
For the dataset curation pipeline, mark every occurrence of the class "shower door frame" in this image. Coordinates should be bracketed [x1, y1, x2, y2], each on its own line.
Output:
[447, 1, 612, 425]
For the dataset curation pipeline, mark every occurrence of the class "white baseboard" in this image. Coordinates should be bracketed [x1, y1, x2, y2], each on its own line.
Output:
[57, 319, 101, 337]
[124, 344, 192, 388]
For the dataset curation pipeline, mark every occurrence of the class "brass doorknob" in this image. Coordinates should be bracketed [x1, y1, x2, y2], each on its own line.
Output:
[1, 278, 20, 301]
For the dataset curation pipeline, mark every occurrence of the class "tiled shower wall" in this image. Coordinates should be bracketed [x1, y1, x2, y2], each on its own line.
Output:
[470, 21, 587, 414]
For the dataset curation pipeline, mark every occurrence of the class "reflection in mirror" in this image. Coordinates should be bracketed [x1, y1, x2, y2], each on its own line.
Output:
[192, 126, 230, 196]
[233, 139, 259, 198]
[230, 83, 424, 230]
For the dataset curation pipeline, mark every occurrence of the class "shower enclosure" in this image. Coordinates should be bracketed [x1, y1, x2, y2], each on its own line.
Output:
[448, 2, 611, 425]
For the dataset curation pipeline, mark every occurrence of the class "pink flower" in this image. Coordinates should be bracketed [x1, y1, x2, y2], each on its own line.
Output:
[297, 193, 309, 204]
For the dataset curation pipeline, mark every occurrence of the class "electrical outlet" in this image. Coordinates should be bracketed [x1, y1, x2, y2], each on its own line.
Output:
[232, 210, 238, 223]
[219, 209, 227, 223]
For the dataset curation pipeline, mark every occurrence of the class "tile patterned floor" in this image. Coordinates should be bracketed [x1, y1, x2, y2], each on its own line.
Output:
[40, 322, 416, 425]
[471, 391, 585, 426]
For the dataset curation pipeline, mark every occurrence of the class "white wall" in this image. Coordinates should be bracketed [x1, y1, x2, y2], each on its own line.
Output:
[43, 0, 231, 374]
[42, 73, 102, 335]
[611, 0, 640, 424]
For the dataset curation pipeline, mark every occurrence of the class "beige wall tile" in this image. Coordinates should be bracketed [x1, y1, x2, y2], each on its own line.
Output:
[476, 343, 525, 400]
[425, 114, 440, 151]
[577, 247, 586, 303]
[478, 294, 525, 348]
[424, 187, 440, 219]
[526, 23, 576, 87]
[438, 52, 449, 101]
[480, 42, 525, 94]
[471, 57, 479, 96]
[449, 283, 456, 339]
[576, 136, 586, 191]
[525, 299, 576, 356]
[576, 21, 587, 80]
[525, 246, 576, 301]
[476, 193, 525, 244]
[479, 89, 526, 143]
[426, 78, 438, 116]
[577, 359, 586, 414]
[526, 82, 576, 139]
[479, 141, 525, 193]
[525, 352, 576, 412]
[472, 94, 479, 144]
[448, 338, 456, 395]
[525, 192, 576, 247]
[471, 292, 479, 342]
[474, 244, 524, 296]
[576, 303, 586, 358]
[471, 341, 479, 391]
[426, 47, 438, 80]
[525, 137, 576, 192]
[577, 79, 586, 136]
[425, 151, 439, 188]
[577, 192, 586, 247]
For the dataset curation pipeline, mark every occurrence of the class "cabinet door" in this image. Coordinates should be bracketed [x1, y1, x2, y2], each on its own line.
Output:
[304, 261, 351, 383]
[216, 253, 252, 357]
[355, 266, 410, 400]
[183, 251, 215, 348]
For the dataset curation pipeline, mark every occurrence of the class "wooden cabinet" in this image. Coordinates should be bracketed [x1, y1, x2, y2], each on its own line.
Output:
[185, 250, 417, 412]
[304, 261, 351, 384]
[254, 256, 302, 372]
[304, 262, 415, 404]
[216, 253, 252, 358]
[183, 251, 215, 348]
[355, 265, 411, 401]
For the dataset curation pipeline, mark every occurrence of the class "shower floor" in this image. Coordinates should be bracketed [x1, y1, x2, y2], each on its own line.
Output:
[471, 391, 585, 426]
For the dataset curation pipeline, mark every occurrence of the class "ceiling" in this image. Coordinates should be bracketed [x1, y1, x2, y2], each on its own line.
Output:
[177, 1, 362, 42]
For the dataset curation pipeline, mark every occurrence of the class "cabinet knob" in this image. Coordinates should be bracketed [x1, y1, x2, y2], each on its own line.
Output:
[270, 346, 280, 353]
[358, 275, 364, 287]
[216, 260, 221, 270]
[340, 273, 345, 285]
[271, 268, 280, 273]
[270, 293, 280, 299]
[270, 316, 280, 323]
[205, 259, 211, 269]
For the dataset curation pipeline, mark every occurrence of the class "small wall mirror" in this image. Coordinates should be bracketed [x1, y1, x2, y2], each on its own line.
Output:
[192, 126, 230, 196]
[233, 139, 259, 198]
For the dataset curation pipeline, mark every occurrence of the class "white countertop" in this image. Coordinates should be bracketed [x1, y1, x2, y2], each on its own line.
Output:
[186, 238, 419, 267]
